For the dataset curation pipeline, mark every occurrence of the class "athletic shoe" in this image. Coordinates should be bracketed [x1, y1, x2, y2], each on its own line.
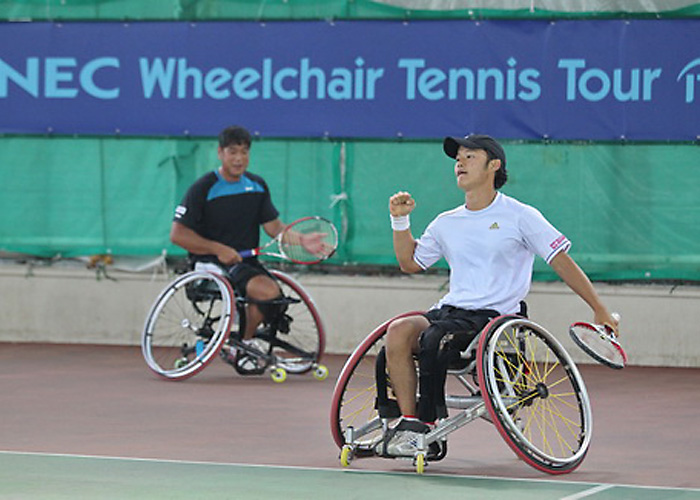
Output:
[234, 338, 269, 375]
[220, 339, 264, 365]
[219, 345, 237, 366]
[236, 354, 261, 374]
[382, 418, 432, 457]
[241, 337, 267, 354]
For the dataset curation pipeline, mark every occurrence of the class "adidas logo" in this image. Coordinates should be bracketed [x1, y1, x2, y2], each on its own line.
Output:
[489, 222, 499, 230]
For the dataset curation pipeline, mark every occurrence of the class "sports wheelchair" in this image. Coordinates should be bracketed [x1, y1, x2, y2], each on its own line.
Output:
[330, 312, 592, 474]
[141, 268, 328, 383]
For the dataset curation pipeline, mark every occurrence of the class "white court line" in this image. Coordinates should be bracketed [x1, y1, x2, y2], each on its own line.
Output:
[560, 484, 615, 500]
[1, 450, 699, 494]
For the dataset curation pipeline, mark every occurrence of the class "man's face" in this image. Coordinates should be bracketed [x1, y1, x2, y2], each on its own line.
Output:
[218, 143, 250, 181]
[454, 146, 494, 191]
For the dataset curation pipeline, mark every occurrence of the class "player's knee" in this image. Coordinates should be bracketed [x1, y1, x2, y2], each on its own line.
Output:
[386, 319, 420, 355]
[245, 275, 281, 301]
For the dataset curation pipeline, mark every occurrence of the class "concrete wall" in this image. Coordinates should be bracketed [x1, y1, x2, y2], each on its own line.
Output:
[1, 264, 698, 367]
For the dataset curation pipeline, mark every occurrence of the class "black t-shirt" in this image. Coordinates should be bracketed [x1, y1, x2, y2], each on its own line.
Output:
[173, 170, 279, 265]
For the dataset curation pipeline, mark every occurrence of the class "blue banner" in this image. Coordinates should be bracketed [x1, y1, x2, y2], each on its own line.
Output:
[0, 20, 698, 140]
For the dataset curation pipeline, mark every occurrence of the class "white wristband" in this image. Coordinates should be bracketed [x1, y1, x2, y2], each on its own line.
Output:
[390, 214, 410, 231]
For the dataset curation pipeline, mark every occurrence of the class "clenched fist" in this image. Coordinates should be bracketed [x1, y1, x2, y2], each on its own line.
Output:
[389, 191, 416, 217]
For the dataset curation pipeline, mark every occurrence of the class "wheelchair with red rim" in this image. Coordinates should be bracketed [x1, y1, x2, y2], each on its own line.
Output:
[330, 312, 592, 474]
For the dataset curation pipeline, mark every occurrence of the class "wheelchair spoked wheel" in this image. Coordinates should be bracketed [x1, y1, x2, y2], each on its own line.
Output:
[330, 312, 419, 453]
[477, 316, 593, 474]
[264, 270, 326, 376]
[141, 271, 234, 381]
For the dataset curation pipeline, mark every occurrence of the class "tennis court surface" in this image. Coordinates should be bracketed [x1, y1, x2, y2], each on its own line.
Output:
[2, 343, 699, 499]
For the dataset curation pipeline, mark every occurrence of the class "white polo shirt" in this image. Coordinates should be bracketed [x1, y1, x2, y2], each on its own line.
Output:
[413, 192, 570, 314]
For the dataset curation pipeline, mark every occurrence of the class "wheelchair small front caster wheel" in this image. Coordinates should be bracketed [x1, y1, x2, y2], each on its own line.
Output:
[313, 364, 329, 381]
[271, 367, 287, 383]
[173, 358, 188, 369]
[414, 453, 425, 474]
[340, 445, 353, 467]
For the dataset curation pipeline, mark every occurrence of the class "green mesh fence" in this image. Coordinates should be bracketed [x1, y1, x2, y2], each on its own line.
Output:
[1, 136, 699, 281]
[0, 136, 337, 258]
[1, 0, 699, 20]
[341, 140, 700, 281]
[1, 2, 699, 280]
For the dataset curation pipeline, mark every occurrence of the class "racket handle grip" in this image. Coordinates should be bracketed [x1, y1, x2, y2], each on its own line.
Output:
[606, 312, 621, 336]
[238, 249, 254, 259]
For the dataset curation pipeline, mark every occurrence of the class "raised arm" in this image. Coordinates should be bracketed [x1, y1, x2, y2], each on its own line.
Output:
[389, 191, 423, 274]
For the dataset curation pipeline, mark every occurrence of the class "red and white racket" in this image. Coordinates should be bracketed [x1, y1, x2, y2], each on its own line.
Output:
[569, 313, 627, 370]
[238, 216, 338, 265]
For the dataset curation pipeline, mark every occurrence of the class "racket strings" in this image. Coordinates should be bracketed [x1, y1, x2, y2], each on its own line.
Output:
[575, 326, 625, 364]
[280, 219, 338, 263]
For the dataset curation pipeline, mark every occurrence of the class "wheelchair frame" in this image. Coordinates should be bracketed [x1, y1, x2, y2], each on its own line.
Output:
[330, 313, 592, 475]
[141, 268, 328, 383]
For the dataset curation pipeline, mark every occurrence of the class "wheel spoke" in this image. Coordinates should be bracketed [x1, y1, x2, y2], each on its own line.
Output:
[267, 270, 324, 374]
[141, 271, 232, 380]
[479, 317, 592, 473]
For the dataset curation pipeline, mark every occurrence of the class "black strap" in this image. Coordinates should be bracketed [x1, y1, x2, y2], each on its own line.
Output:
[374, 347, 401, 419]
[417, 308, 501, 422]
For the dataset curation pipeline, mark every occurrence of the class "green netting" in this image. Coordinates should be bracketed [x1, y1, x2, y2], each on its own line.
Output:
[341, 141, 700, 281]
[501, 143, 700, 281]
[0, 137, 337, 258]
[1, 0, 699, 20]
[1, 136, 699, 281]
[2, 4, 697, 281]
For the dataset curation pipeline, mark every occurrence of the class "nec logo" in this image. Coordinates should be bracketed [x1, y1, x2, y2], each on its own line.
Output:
[677, 58, 700, 103]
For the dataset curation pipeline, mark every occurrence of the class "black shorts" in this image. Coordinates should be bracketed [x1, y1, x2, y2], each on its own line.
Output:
[421, 305, 500, 351]
[193, 259, 274, 298]
[226, 260, 275, 297]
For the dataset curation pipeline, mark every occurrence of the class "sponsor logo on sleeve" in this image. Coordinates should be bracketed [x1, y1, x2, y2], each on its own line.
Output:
[550, 234, 567, 250]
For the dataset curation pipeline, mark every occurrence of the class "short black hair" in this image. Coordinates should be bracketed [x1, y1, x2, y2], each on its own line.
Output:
[218, 126, 252, 149]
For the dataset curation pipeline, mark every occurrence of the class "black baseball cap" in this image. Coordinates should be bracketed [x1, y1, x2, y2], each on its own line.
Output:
[443, 134, 507, 171]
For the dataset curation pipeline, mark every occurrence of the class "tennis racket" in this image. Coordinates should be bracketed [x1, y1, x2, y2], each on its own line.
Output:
[569, 313, 627, 369]
[238, 216, 338, 265]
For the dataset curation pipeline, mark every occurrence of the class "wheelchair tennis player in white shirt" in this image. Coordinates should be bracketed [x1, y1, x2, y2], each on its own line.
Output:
[382, 133, 619, 458]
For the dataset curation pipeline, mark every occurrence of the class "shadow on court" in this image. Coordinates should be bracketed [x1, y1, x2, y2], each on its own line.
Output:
[1, 342, 699, 493]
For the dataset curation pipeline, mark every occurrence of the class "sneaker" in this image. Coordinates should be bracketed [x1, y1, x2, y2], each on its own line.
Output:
[243, 337, 267, 350]
[219, 339, 263, 366]
[382, 418, 431, 457]
[236, 354, 262, 374]
[233, 338, 268, 376]
[220, 345, 237, 366]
